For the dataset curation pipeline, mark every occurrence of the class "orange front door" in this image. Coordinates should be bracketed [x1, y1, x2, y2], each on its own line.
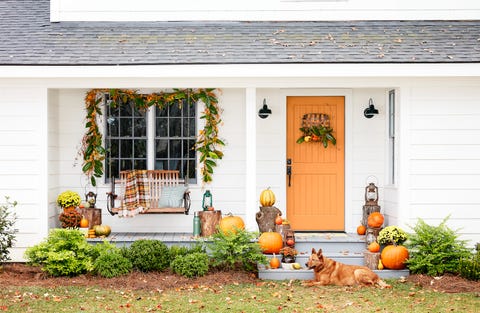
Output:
[286, 96, 345, 231]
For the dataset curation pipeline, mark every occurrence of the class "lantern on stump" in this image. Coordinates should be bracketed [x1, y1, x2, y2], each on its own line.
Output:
[202, 190, 213, 211]
[362, 182, 381, 227]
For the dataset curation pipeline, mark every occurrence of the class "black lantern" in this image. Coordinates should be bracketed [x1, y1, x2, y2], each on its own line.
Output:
[364, 98, 379, 118]
[258, 98, 272, 119]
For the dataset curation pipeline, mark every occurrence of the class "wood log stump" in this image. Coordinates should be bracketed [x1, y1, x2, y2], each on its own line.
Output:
[198, 210, 222, 237]
[78, 208, 102, 229]
[255, 206, 282, 233]
[364, 251, 381, 270]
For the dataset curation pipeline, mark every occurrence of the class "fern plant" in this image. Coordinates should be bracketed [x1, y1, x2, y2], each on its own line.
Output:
[207, 228, 267, 271]
[405, 216, 472, 276]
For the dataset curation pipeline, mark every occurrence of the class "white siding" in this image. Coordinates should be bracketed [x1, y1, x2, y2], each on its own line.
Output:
[51, 0, 480, 21]
[0, 87, 49, 261]
[405, 81, 480, 246]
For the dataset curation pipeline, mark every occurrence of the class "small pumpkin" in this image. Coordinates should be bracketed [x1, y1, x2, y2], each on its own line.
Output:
[258, 231, 283, 254]
[219, 214, 245, 235]
[269, 253, 281, 269]
[357, 225, 366, 235]
[275, 214, 283, 225]
[381, 245, 409, 270]
[260, 188, 276, 207]
[368, 241, 380, 253]
[93, 225, 111, 237]
[367, 212, 384, 228]
[79, 216, 89, 228]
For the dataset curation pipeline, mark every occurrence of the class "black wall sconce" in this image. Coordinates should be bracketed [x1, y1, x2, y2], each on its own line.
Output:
[364, 98, 379, 118]
[258, 98, 272, 119]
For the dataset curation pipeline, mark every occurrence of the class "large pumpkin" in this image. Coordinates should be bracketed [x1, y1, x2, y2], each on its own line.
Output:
[381, 245, 409, 270]
[260, 188, 276, 207]
[367, 212, 384, 228]
[258, 231, 283, 254]
[219, 214, 245, 235]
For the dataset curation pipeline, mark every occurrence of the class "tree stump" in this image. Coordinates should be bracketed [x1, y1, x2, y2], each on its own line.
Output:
[255, 206, 282, 233]
[364, 251, 381, 270]
[198, 210, 222, 237]
[78, 208, 102, 229]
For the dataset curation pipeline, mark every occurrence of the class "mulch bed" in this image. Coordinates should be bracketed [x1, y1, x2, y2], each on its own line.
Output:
[1, 263, 479, 293]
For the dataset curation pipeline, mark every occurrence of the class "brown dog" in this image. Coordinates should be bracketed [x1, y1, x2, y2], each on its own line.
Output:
[306, 248, 389, 287]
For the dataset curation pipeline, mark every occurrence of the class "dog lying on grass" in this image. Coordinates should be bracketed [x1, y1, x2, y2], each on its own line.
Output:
[305, 248, 390, 287]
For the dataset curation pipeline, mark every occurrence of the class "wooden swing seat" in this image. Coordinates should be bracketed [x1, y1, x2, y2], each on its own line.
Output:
[107, 170, 191, 215]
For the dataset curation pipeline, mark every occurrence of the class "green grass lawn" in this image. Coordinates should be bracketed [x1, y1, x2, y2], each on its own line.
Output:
[0, 280, 478, 313]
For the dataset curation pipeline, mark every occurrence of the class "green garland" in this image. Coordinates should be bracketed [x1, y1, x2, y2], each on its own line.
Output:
[81, 88, 224, 186]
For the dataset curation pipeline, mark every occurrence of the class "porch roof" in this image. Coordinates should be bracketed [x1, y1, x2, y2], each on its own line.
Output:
[1, 0, 480, 66]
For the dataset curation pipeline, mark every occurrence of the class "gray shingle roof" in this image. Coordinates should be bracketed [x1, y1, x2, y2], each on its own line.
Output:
[1, 0, 480, 65]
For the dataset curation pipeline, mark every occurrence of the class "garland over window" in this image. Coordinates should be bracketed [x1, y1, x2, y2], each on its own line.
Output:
[81, 89, 224, 186]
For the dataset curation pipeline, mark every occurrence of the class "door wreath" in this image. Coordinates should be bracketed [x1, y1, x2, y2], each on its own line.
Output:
[296, 113, 336, 148]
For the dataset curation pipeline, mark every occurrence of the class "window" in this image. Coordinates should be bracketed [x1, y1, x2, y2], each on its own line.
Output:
[105, 96, 197, 183]
[388, 89, 395, 185]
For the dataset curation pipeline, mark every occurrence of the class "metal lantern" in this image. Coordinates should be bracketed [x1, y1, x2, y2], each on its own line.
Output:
[85, 191, 97, 207]
[202, 190, 213, 211]
[365, 183, 378, 206]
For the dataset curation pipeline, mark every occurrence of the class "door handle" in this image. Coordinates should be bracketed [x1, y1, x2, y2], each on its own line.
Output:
[286, 158, 292, 187]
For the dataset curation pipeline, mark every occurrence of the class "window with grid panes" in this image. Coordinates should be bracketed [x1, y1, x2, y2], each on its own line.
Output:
[105, 96, 197, 183]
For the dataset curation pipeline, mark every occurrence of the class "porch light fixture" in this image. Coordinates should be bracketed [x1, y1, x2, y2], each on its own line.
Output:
[258, 98, 272, 119]
[364, 98, 379, 118]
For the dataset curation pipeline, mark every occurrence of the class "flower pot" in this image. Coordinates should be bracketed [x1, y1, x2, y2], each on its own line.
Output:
[281, 255, 296, 263]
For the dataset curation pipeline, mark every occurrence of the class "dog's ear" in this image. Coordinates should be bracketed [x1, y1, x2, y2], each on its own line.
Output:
[311, 248, 316, 254]
[317, 249, 323, 256]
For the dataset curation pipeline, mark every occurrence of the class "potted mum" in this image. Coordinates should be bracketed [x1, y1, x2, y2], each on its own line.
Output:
[56, 190, 81, 211]
[57, 190, 82, 228]
[280, 246, 298, 264]
[377, 225, 408, 246]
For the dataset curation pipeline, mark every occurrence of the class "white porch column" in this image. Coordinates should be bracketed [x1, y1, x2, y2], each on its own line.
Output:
[245, 88, 257, 231]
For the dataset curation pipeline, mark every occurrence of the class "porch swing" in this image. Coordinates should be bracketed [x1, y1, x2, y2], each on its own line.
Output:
[106, 92, 192, 216]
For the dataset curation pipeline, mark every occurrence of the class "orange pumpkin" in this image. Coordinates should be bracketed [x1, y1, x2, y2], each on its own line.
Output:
[368, 241, 380, 253]
[381, 245, 409, 270]
[80, 216, 89, 228]
[258, 231, 283, 254]
[357, 225, 366, 235]
[269, 253, 281, 269]
[219, 214, 245, 235]
[367, 212, 384, 228]
[260, 188, 276, 207]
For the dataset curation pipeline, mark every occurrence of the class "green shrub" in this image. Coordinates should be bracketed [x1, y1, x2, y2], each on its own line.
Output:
[127, 239, 170, 272]
[169, 244, 205, 261]
[93, 250, 133, 278]
[405, 216, 472, 276]
[458, 249, 480, 281]
[91, 240, 119, 261]
[207, 228, 268, 271]
[0, 197, 17, 263]
[171, 252, 210, 278]
[24, 228, 93, 276]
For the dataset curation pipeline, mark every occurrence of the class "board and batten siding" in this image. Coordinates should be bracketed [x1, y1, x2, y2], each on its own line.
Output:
[50, 0, 480, 21]
[407, 81, 480, 246]
[0, 86, 49, 261]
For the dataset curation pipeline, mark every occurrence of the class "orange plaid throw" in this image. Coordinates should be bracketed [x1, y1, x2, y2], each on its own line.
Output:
[119, 170, 150, 217]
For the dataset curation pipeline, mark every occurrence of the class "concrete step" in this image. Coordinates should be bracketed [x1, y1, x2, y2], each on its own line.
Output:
[258, 265, 409, 281]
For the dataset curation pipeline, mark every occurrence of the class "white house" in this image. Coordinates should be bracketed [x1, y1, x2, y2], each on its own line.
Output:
[1, 0, 480, 261]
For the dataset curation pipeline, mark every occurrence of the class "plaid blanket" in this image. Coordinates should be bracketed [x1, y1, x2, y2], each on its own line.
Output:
[118, 170, 150, 217]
